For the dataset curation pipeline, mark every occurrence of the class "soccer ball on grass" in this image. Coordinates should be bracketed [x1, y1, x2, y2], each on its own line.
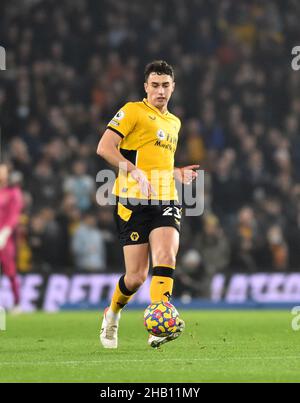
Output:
[144, 301, 180, 337]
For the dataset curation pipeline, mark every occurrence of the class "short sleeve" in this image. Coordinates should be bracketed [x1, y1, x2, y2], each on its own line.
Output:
[107, 102, 137, 139]
[177, 118, 181, 131]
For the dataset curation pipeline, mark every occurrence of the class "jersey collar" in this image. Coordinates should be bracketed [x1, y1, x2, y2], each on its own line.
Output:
[142, 98, 169, 117]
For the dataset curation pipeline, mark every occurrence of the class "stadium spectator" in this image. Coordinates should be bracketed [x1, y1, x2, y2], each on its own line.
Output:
[195, 214, 230, 296]
[266, 225, 289, 271]
[175, 249, 203, 300]
[29, 159, 62, 208]
[230, 206, 260, 272]
[71, 211, 106, 271]
[63, 160, 95, 212]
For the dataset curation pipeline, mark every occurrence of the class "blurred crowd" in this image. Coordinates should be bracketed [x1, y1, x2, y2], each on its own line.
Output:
[1, 0, 300, 297]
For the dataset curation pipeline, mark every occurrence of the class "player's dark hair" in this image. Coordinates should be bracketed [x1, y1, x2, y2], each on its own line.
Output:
[144, 60, 174, 82]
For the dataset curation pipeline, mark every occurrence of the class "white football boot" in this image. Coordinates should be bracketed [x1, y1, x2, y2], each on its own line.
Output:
[100, 307, 120, 349]
[148, 318, 185, 348]
[9, 304, 23, 315]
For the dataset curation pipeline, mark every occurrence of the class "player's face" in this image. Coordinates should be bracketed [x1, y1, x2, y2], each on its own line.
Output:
[144, 73, 175, 111]
[0, 165, 8, 187]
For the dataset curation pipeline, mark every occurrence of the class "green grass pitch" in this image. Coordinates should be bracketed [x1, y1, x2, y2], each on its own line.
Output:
[0, 310, 299, 382]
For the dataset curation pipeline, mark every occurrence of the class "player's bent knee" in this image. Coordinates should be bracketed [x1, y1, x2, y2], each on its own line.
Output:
[153, 252, 176, 268]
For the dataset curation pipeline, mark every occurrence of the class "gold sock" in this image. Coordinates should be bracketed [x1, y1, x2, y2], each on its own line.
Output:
[150, 265, 175, 303]
[110, 275, 136, 314]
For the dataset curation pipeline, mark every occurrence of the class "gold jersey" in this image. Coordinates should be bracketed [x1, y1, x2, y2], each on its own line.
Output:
[107, 98, 181, 200]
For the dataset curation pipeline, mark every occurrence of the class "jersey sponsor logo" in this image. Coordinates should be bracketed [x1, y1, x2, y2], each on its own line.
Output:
[130, 232, 140, 241]
[114, 110, 125, 120]
[157, 129, 166, 140]
[154, 140, 176, 153]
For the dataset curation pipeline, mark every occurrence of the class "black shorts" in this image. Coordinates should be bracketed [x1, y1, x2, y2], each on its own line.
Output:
[114, 198, 182, 246]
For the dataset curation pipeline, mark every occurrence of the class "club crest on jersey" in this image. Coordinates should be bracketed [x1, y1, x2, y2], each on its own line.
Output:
[157, 129, 166, 140]
[114, 110, 125, 120]
[130, 232, 139, 241]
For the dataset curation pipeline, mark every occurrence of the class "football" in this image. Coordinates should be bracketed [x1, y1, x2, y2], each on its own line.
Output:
[144, 301, 180, 337]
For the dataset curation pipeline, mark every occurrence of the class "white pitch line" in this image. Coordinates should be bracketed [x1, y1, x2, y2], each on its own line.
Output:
[1, 356, 300, 366]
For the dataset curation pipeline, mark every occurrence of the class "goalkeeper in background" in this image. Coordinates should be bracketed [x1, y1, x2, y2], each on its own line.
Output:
[0, 164, 24, 312]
